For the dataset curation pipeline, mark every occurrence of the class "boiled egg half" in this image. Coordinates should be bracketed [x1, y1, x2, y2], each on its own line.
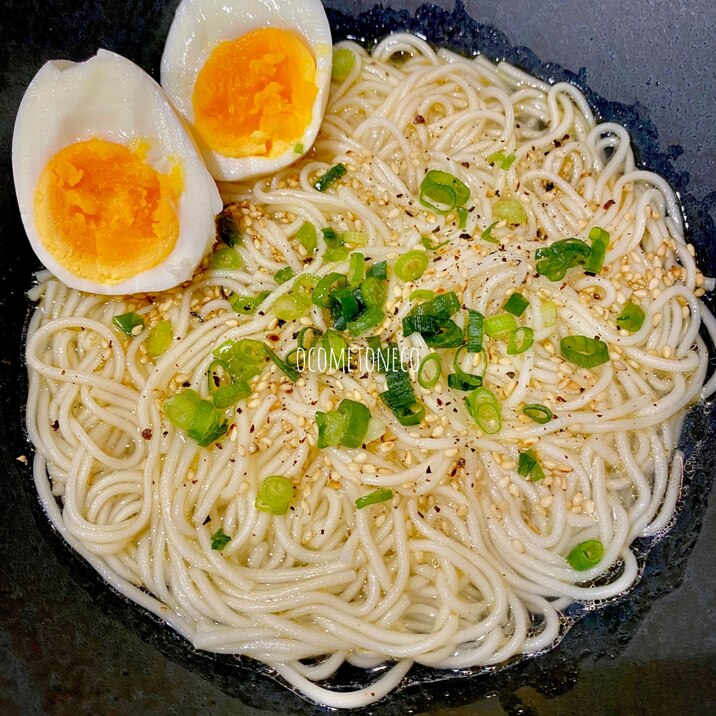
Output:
[13, 49, 222, 295]
[161, 0, 332, 182]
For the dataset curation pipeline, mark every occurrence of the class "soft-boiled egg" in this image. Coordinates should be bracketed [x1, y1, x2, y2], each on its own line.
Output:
[161, 0, 332, 182]
[13, 49, 222, 295]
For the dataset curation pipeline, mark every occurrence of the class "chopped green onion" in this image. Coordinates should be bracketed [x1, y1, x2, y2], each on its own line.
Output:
[348, 252, 366, 287]
[452, 345, 485, 388]
[540, 300, 558, 327]
[484, 312, 518, 339]
[212, 380, 251, 409]
[359, 276, 387, 309]
[480, 221, 499, 243]
[366, 261, 388, 280]
[457, 206, 468, 228]
[423, 320, 464, 348]
[417, 353, 442, 388]
[409, 289, 436, 302]
[465, 387, 502, 434]
[255, 475, 293, 515]
[395, 250, 429, 282]
[487, 151, 516, 169]
[274, 266, 295, 284]
[113, 311, 144, 337]
[466, 310, 484, 352]
[566, 539, 604, 571]
[381, 370, 416, 410]
[341, 231, 368, 246]
[421, 235, 450, 251]
[329, 286, 360, 329]
[616, 302, 645, 333]
[393, 402, 426, 426]
[523, 403, 553, 424]
[325, 247, 349, 262]
[295, 221, 317, 254]
[146, 319, 172, 357]
[164, 389, 228, 447]
[270, 293, 310, 321]
[447, 374, 476, 391]
[229, 291, 270, 315]
[210, 528, 231, 551]
[265, 345, 300, 382]
[560, 335, 610, 369]
[355, 488, 393, 510]
[322, 329, 349, 371]
[332, 47, 355, 81]
[212, 247, 243, 270]
[347, 306, 384, 336]
[517, 449, 544, 481]
[419, 170, 470, 215]
[535, 238, 590, 281]
[297, 326, 322, 350]
[314, 163, 347, 192]
[216, 209, 241, 246]
[493, 197, 527, 225]
[585, 227, 609, 274]
[207, 359, 230, 393]
[294, 143, 304, 154]
[504, 292, 529, 317]
[213, 339, 266, 382]
[316, 399, 371, 448]
[312, 272, 347, 307]
[337, 398, 371, 448]
[507, 326, 534, 354]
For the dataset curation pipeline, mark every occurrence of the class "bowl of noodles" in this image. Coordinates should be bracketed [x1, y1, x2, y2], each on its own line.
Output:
[1, 0, 715, 713]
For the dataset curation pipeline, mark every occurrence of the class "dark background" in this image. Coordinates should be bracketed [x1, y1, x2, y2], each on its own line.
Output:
[1, 1, 714, 714]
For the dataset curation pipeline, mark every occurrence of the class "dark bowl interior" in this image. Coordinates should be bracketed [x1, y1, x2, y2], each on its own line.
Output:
[1, 1, 715, 714]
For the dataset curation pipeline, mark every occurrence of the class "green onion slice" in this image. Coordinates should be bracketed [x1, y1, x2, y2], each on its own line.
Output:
[212, 380, 251, 409]
[295, 221, 317, 254]
[312, 272, 348, 307]
[616, 302, 645, 333]
[314, 163, 347, 192]
[341, 231, 368, 246]
[393, 402, 426, 426]
[113, 311, 144, 337]
[229, 291, 270, 315]
[212, 339, 266, 382]
[212, 247, 243, 270]
[348, 252, 366, 287]
[457, 206, 468, 228]
[395, 250, 429, 282]
[347, 306, 384, 336]
[419, 170, 470, 214]
[466, 309, 484, 352]
[332, 47, 356, 81]
[355, 488, 393, 510]
[294, 143, 304, 154]
[566, 539, 604, 571]
[517, 449, 545, 481]
[255, 475, 293, 515]
[560, 335, 610, 369]
[484, 312, 518, 339]
[535, 238, 590, 281]
[452, 345, 485, 389]
[274, 266, 295, 284]
[585, 227, 609, 274]
[423, 320, 464, 348]
[465, 387, 502, 434]
[523, 403, 553, 424]
[336, 398, 371, 448]
[265, 345, 300, 382]
[493, 197, 527, 225]
[329, 286, 360, 330]
[421, 235, 450, 251]
[146, 319, 172, 357]
[316, 409, 345, 448]
[504, 292, 529, 317]
[540, 300, 558, 327]
[410, 289, 436, 302]
[210, 528, 231, 551]
[164, 389, 229, 447]
[507, 326, 534, 355]
[359, 275, 387, 309]
[417, 352, 442, 388]
[366, 260, 388, 280]
[270, 293, 310, 322]
[480, 221, 500, 243]
[297, 326, 322, 350]
[322, 329, 349, 371]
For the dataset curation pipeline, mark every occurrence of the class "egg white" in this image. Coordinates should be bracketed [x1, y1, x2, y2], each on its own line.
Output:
[12, 49, 222, 295]
[160, 0, 332, 182]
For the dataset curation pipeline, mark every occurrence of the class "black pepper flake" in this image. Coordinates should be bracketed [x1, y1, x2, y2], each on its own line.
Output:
[51, 420, 60, 432]
[459, 233, 471, 240]
[250, 425, 255, 433]
[413, 114, 425, 124]
[141, 428, 153, 440]
[434, 505, 441, 513]
[544, 181, 555, 192]
[202, 515, 211, 525]
[556, 396, 566, 402]
[603, 199, 615, 210]
[426, 466, 432, 474]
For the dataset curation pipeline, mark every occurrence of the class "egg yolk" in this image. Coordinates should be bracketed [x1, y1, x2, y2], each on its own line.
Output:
[34, 138, 181, 285]
[192, 27, 317, 159]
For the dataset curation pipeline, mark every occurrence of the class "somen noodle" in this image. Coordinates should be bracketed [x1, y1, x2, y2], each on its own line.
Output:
[25, 33, 715, 708]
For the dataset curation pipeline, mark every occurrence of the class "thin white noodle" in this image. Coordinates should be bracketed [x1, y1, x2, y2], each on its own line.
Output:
[24, 34, 714, 708]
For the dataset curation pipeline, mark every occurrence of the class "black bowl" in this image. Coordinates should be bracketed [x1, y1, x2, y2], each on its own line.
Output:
[1, 2, 715, 714]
